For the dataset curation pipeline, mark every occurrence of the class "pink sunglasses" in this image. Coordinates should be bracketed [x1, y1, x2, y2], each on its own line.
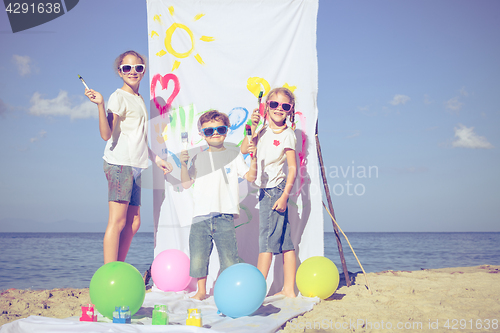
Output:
[267, 100, 293, 112]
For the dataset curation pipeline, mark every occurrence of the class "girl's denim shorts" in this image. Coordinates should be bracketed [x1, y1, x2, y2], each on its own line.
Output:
[258, 180, 295, 254]
[103, 161, 141, 206]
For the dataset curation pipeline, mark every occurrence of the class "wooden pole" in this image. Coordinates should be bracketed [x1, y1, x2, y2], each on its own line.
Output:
[315, 121, 351, 287]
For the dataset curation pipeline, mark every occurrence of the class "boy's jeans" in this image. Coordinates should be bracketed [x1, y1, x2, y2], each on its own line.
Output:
[189, 213, 240, 278]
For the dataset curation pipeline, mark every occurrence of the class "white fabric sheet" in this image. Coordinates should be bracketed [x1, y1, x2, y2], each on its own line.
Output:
[147, 0, 323, 295]
[0, 291, 319, 333]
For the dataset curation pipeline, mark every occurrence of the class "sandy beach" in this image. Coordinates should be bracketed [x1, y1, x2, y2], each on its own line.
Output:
[281, 265, 500, 332]
[0, 288, 91, 326]
[1, 265, 499, 332]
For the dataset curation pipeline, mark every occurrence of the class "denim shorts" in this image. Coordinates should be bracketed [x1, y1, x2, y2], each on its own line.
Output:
[259, 180, 295, 254]
[103, 161, 141, 206]
[189, 213, 240, 278]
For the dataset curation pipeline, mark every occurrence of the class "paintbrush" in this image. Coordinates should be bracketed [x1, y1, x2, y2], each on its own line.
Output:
[257, 90, 263, 112]
[181, 132, 188, 150]
[79, 74, 95, 99]
[78, 74, 89, 90]
[258, 90, 267, 129]
[245, 124, 253, 158]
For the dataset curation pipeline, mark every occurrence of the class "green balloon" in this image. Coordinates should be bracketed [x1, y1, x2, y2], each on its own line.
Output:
[89, 261, 146, 319]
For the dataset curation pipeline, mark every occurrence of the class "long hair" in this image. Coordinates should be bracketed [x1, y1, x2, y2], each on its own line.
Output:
[263, 87, 296, 130]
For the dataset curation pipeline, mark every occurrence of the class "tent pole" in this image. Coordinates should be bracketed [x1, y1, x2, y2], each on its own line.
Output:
[315, 121, 351, 287]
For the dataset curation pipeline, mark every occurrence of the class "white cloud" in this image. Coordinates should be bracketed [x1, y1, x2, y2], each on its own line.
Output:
[358, 105, 378, 117]
[389, 94, 410, 106]
[452, 124, 494, 149]
[29, 90, 97, 119]
[459, 87, 469, 97]
[423, 94, 433, 105]
[345, 130, 360, 139]
[445, 96, 463, 114]
[12, 55, 33, 76]
[30, 130, 47, 143]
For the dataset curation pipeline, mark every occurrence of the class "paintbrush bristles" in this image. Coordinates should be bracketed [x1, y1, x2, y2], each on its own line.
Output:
[181, 132, 188, 151]
[78, 75, 89, 90]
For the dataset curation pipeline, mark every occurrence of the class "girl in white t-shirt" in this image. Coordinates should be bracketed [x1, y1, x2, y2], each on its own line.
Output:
[241, 87, 298, 297]
[85, 50, 173, 264]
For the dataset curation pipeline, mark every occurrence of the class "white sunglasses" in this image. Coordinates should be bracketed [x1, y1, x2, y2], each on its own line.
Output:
[119, 64, 145, 74]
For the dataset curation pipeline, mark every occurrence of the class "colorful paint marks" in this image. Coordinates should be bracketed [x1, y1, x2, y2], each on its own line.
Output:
[149, 71, 309, 202]
[154, 122, 168, 144]
[150, 8, 215, 71]
[247, 77, 270, 98]
[153, 14, 162, 24]
[151, 73, 180, 117]
[294, 111, 308, 196]
[228, 107, 249, 134]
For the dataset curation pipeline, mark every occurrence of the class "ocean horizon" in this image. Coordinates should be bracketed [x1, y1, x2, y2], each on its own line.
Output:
[1, 232, 499, 291]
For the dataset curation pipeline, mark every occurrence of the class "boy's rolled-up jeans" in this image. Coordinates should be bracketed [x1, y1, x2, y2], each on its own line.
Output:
[189, 213, 240, 278]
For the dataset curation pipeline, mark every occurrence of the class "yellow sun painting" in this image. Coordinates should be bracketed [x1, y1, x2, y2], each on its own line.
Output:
[151, 6, 215, 72]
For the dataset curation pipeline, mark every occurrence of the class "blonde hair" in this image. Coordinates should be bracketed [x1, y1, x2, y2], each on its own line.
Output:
[263, 87, 296, 130]
[113, 50, 147, 74]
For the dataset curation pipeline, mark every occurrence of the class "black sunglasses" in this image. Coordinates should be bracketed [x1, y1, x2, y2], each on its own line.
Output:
[202, 126, 228, 137]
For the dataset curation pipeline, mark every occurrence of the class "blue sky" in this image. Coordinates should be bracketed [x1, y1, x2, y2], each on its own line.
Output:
[0, 0, 498, 232]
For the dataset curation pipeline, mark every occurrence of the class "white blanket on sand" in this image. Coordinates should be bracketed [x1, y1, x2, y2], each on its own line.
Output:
[0, 291, 319, 333]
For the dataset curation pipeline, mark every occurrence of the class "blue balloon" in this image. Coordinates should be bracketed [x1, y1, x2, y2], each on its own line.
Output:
[214, 263, 267, 318]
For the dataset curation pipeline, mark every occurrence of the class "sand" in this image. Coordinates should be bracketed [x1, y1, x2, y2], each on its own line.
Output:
[281, 265, 500, 333]
[1, 265, 499, 332]
[0, 288, 91, 326]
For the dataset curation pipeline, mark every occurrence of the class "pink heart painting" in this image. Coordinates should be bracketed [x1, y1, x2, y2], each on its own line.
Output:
[151, 73, 180, 117]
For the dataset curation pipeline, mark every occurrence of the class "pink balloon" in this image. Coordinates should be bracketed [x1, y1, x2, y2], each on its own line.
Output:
[151, 249, 192, 292]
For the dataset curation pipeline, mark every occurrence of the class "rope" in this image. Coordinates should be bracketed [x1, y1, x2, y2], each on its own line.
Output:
[322, 201, 372, 294]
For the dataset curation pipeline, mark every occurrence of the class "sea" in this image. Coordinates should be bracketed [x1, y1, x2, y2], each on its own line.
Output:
[1, 232, 499, 291]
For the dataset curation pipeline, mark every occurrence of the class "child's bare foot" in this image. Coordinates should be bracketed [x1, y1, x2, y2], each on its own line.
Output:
[273, 289, 296, 298]
[190, 291, 208, 300]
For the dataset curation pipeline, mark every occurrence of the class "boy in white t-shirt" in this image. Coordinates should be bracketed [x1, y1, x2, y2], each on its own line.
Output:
[180, 110, 257, 300]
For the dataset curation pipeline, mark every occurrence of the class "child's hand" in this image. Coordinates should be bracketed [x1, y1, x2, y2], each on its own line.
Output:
[247, 140, 257, 158]
[85, 89, 103, 105]
[251, 108, 261, 127]
[155, 156, 173, 175]
[272, 195, 288, 213]
[180, 150, 189, 166]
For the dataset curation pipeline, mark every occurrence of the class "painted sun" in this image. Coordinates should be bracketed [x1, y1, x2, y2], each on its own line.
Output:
[151, 6, 215, 71]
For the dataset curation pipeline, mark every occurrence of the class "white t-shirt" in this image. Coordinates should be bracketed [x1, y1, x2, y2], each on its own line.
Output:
[103, 89, 149, 169]
[255, 126, 297, 188]
[188, 147, 249, 218]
